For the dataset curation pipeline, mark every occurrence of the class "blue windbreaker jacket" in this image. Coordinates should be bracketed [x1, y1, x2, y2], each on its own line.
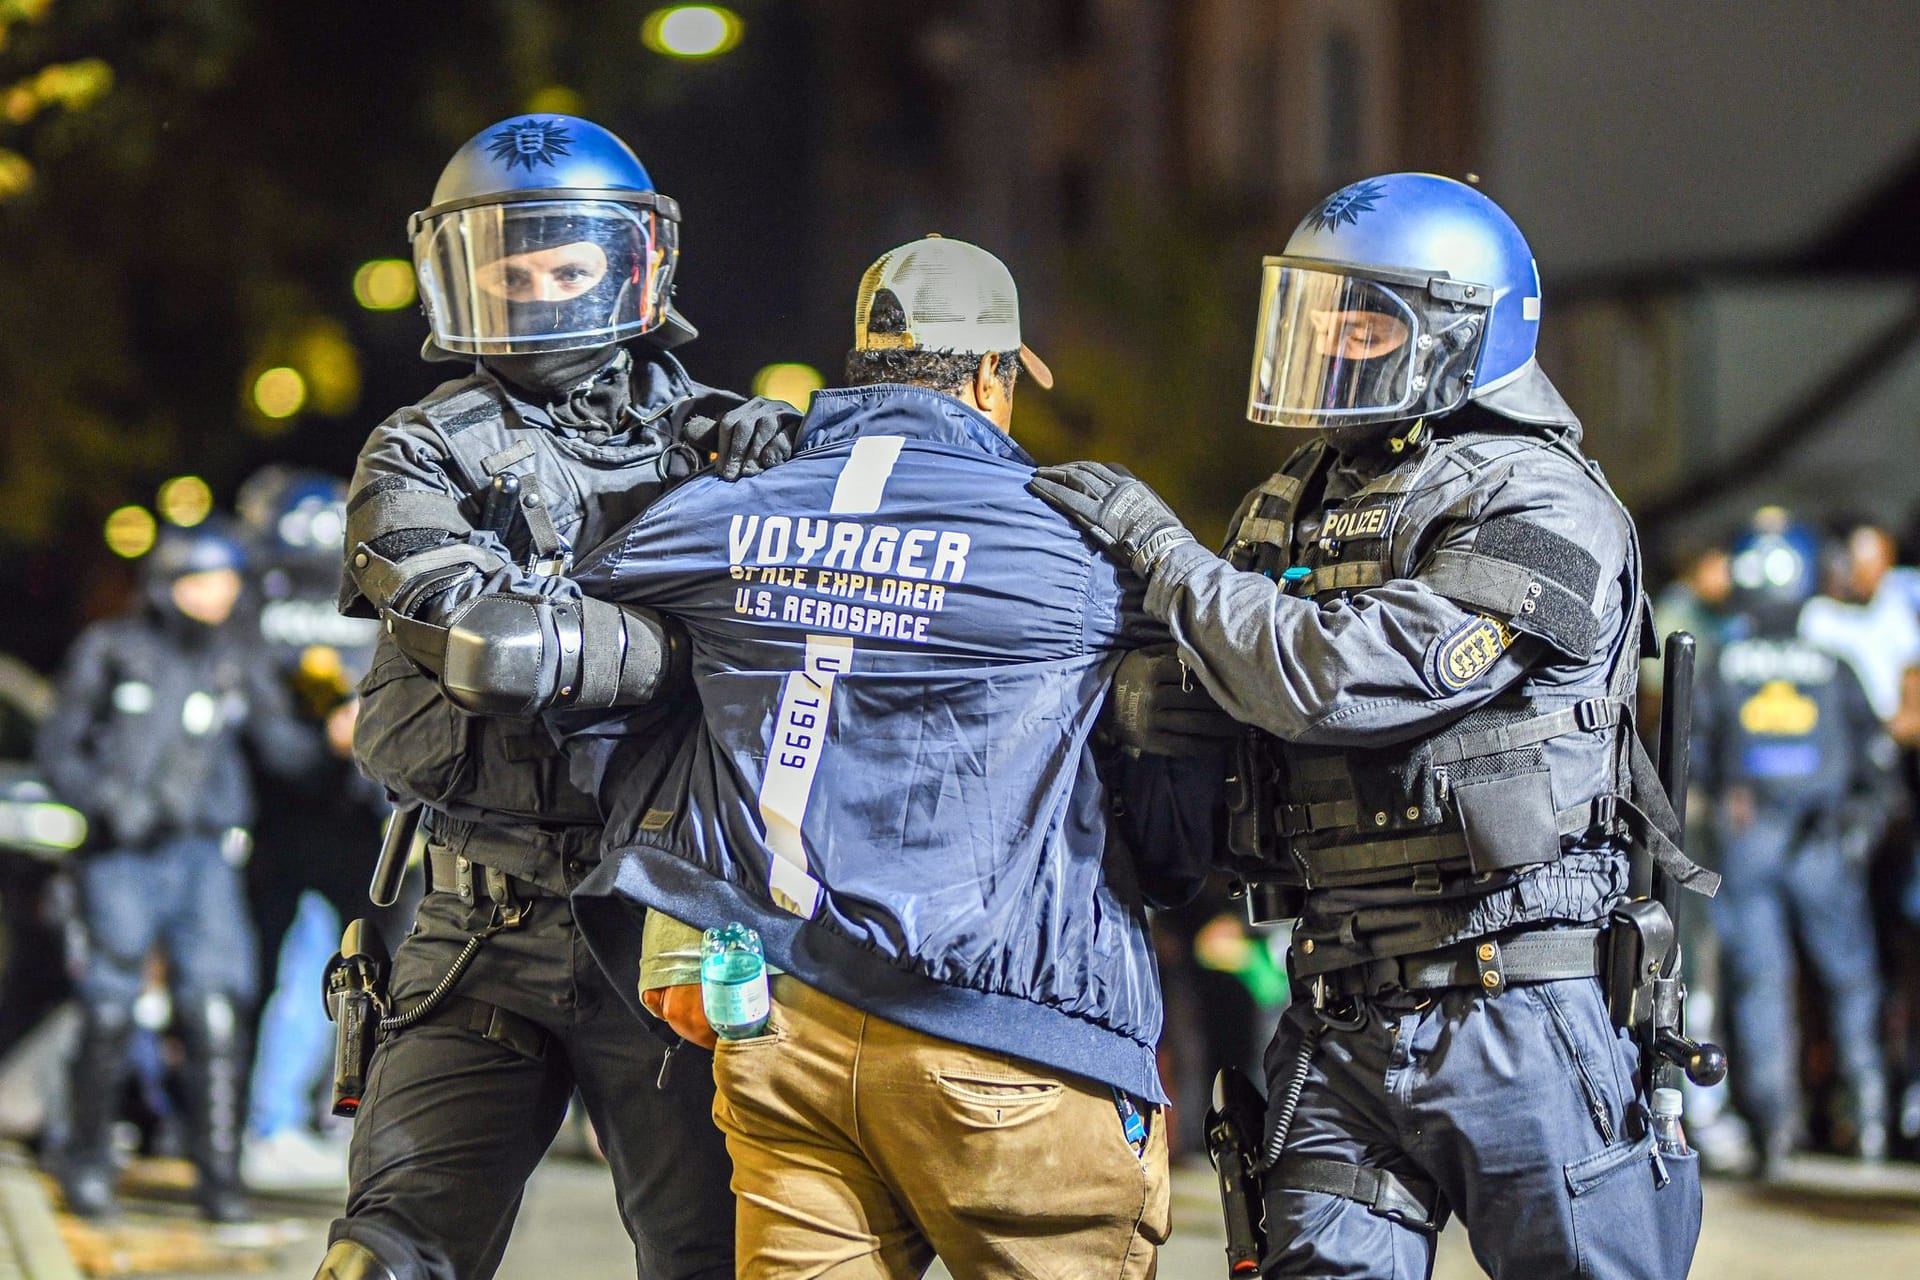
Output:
[569, 384, 1213, 1102]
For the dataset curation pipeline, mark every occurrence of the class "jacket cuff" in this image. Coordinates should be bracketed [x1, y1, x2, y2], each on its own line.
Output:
[638, 910, 705, 991]
[1144, 540, 1221, 620]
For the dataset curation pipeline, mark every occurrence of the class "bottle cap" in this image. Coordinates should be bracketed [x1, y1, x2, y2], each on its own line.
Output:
[1651, 1087, 1683, 1117]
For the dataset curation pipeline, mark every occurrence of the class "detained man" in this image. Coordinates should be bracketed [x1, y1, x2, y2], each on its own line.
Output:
[564, 236, 1217, 1278]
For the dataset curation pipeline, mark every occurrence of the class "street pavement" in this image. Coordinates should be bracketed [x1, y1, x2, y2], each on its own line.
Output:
[105, 1150, 1919, 1279]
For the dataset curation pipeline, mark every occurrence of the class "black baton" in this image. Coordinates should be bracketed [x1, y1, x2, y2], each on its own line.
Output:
[369, 804, 420, 908]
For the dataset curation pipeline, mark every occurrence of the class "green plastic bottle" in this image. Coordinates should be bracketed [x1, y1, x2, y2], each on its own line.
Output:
[700, 922, 770, 1040]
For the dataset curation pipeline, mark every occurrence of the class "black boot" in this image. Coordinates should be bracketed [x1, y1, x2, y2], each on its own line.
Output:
[57, 1004, 134, 1217]
[177, 993, 252, 1223]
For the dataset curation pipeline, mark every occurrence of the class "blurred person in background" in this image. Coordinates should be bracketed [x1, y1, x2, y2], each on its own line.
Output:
[1695, 511, 1902, 1175]
[34, 520, 319, 1221]
[1799, 521, 1920, 722]
[234, 467, 390, 1193]
[1799, 520, 1920, 1150]
[323, 114, 794, 1280]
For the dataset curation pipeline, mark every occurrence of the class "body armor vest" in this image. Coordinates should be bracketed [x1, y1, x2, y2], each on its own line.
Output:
[346, 354, 712, 854]
[1222, 427, 1655, 909]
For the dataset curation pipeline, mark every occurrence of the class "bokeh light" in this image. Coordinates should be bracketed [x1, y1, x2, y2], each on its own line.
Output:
[641, 6, 743, 59]
[525, 85, 586, 116]
[104, 505, 157, 559]
[752, 362, 824, 410]
[156, 475, 213, 527]
[353, 259, 417, 311]
[253, 366, 307, 419]
[293, 320, 363, 415]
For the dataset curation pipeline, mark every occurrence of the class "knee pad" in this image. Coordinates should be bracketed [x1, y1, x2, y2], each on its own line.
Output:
[314, 1239, 399, 1280]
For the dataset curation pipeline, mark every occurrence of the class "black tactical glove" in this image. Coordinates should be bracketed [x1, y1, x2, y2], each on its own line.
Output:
[684, 397, 804, 481]
[1029, 461, 1196, 579]
[1105, 645, 1241, 756]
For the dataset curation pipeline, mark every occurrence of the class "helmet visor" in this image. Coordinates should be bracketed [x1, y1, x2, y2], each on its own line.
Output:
[414, 199, 678, 354]
[1246, 262, 1487, 428]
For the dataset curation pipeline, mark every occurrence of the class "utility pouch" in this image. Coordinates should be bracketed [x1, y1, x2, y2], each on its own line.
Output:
[324, 919, 392, 1117]
[1604, 898, 1675, 1033]
[1205, 1067, 1268, 1276]
[1225, 734, 1275, 869]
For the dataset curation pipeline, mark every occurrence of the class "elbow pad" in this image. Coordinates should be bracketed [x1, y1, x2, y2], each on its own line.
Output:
[440, 594, 688, 717]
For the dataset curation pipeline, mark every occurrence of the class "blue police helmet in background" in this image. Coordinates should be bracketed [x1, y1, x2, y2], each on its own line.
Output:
[235, 465, 348, 562]
[1729, 508, 1821, 631]
[408, 114, 692, 357]
[146, 518, 248, 586]
[1248, 173, 1575, 431]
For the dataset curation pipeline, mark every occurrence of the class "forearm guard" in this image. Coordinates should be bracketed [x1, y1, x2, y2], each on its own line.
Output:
[439, 593, 689, 717]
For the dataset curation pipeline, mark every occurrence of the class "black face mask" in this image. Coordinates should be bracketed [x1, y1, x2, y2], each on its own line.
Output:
[485, 345, 621, 397]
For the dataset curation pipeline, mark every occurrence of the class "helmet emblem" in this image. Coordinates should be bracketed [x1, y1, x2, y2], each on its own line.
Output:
[485, 118, 575, 172]
[1304, 179, 1387, 234]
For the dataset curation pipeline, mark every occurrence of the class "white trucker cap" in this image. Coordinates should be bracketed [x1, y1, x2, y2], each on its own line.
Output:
[852, 235, 1054, 390]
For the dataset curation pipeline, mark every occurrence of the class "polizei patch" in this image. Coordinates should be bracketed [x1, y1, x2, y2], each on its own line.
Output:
[1318, 504, 1391, 545]
[1431, 616, 1515, 691]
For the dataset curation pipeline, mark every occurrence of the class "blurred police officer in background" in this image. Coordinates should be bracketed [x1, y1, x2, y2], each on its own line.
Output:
[234, 467, 387, 1191]
[1696, 510, 1900, 1174]
[321, 115, 791, 1280]
[36, 520, 319, 1222]
[1034, 174, 1708, 1278]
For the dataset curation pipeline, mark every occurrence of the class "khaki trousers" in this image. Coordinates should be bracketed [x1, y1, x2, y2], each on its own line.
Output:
[711, 977, 1171, 1279]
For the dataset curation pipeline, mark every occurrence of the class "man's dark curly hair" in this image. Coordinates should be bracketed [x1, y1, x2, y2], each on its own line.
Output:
[844, 287, 1019, 397]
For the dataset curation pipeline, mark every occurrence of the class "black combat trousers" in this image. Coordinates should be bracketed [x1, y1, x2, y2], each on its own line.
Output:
[327, 888, 734, 1280]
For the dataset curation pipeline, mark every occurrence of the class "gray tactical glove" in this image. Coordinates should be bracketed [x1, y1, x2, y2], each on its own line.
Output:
[685, 397, 804, 481]
[1105, 645, 1241, 757]
[1029, 461, 1196, 579]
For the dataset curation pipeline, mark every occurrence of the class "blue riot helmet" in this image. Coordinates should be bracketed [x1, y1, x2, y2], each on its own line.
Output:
[235, 466, 348, 563]
[1248, 173, 1573, 431]
[1727, 508, 1821, 636]
[144, 517, 248, 620]
[408, 115, 690, 356]
[146, 518, 248, 582]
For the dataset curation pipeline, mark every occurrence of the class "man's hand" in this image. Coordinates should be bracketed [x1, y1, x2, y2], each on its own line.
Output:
[685, 397, 804, 481]
[1028, 461, 1196, 579]
[641, 983, 717, 1050]
[1106, 646, 1241, 756]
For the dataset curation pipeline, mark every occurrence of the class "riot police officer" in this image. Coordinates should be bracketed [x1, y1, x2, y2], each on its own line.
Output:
[320, 116, 787, 1280]
[235, 468, 388, 1189]
[1697, 511, 1899, 1173]
[1033, 174, 1708, 1278]
[37, 520, 317, 1221]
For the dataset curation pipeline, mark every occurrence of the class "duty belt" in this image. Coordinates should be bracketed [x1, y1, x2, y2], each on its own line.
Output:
[426, 844, 561, 906]
[1298, 927, 1606, 1004]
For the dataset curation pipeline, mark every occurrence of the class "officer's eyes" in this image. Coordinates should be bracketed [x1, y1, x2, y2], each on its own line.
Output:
[552, 265, 593, 284]
[500, 267, 532, 291]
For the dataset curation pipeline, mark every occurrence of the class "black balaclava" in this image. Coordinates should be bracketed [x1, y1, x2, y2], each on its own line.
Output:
[485, 344, 635, 434]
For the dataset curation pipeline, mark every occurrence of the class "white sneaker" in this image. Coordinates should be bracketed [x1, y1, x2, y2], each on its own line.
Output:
[241, 1128, 350, 1192]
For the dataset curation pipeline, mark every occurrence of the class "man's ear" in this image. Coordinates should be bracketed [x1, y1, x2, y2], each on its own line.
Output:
[974, 352, 1003, 409]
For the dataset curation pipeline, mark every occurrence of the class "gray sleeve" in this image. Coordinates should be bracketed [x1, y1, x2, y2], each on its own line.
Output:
[1143, 449, 1628, 748]
[342, 412, 574, 629]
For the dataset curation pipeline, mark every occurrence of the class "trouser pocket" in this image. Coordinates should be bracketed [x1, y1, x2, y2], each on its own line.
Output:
[1564, 1133, 1700, 1280]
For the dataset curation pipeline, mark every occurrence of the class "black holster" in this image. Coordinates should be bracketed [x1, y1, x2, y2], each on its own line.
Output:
[1205, 1066, 1268, 1275]
[325, 918, 391, 1117]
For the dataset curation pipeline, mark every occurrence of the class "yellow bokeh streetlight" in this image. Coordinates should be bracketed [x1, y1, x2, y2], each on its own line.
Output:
[156, 475, 213, 527]
[752, 362, 824, 411]
[104, 505, 157, 559]
[641, 6, 743, 59]
[253, 366, 307, 419]
[353, 259, 416, 311]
